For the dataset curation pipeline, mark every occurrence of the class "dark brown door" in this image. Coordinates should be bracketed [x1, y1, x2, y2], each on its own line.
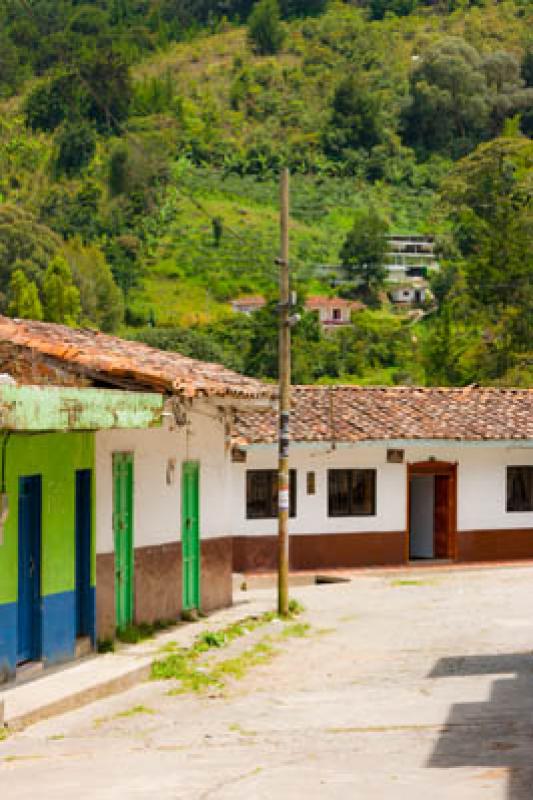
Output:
[434, 475, 450, 558]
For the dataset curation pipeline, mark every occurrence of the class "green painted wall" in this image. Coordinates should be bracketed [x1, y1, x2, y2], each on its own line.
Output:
[0, 386, 162, 432]
[0, 432, 94, 605]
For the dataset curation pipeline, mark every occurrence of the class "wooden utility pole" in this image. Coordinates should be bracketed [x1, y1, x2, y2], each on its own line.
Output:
[278, 168, 290, 618]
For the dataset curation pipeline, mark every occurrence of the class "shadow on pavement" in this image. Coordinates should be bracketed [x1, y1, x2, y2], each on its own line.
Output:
[427, 653, 533, 798]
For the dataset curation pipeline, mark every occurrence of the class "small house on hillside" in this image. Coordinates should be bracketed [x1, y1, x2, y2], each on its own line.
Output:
[230, 385, 533, 573]
[389, 283, 430, 306]
[0, 316, 270, 680]
[231, 296, 267, 315]
[304, 297, 364, 331]
[385, 235, 438, 307]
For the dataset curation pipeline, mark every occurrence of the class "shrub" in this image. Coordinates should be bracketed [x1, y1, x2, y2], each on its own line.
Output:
[248, 0, 285, 56]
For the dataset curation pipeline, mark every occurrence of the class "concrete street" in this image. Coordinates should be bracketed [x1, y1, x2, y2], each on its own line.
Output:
[1, 565, 533, 799]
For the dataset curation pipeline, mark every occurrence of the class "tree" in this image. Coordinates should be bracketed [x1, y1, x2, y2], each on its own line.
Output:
[427, 137, 533, 384]
[63, 240, 124, 331]
[42, 256, 81, 326]
[323, 74, 384, 165]
[7, 269, 43, 320]
[402, 38, 490, 156]
[55, 119, 96, 177]
[248, 0, 285, 56]
[482, 51, 533, 136]
[521, 46, 533, 88]
[339, 209, 389, 302]
[0, 33, 26, 98]
[0, 205, 61, 308]
[368, 0, 418, 20]
[79, 48, 132, 134]
[279, 0, 327, 16]
[24, 72, 86, 133]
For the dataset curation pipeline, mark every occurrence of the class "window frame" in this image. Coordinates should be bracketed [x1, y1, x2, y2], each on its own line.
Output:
[327, 468, 376, 518]
[506, 466, 533, 513]
[246, 469, 297, 520]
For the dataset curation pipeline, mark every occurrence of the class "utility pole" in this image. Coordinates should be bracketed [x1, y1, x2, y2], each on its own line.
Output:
[278, 168, 290, 618]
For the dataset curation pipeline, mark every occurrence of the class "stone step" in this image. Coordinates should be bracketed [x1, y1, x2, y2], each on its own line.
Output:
[75, 637, 93, 659]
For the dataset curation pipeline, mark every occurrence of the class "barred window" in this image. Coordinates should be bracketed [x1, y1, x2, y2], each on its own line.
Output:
[507, 467, 533, 513]
[246, 470, 296, 519]
[328, 469, 376, 517]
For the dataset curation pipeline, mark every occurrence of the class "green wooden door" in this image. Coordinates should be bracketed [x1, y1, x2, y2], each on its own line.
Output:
[182, 461, 200, 611]
[113, 452, 134, 631]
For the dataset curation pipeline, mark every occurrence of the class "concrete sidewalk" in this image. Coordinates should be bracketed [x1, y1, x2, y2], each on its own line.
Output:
[0, 592, 272, 732]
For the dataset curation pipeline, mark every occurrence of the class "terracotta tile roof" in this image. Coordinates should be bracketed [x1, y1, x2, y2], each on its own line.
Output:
[233, 385, 533, 445]
[0, 316, 269, 400]
[231, 296, 266, 306]
[305, 296, 364, 310]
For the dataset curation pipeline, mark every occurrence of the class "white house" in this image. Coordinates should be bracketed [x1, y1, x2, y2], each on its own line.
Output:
[305, 297, 364, 331]
[230, 386, 533, 572]
[0, 317, 270, 642]
[230, 296, 267, 315]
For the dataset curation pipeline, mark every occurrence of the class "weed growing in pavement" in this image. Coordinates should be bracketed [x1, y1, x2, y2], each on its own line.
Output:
[97, 638, 115, 654]
[229, 723, 257, 737]
[0, 727, 8, 742]
[152, 605, 305, 694]
[115, 705, 155, 719]
[117, 619, 174, 644]
[390, 579, 432, 587]
[281, 623, 311, 638]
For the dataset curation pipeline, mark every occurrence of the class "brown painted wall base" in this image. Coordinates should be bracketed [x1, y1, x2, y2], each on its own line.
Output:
[135, 542, 182, 625]
[201, 537, 233, 613]
[233, 532, 405, 573]
[457, 528, 533, 562]
[96, 553, 115, 641]
[234, 528, 533, 574]
[96, 537, 233, 640]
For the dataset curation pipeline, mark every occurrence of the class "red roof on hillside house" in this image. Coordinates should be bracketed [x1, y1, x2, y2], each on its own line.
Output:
[232, 385, 533, 444]
[0, 316, 269, 400]
[231, 296, 266, 308]
[305, 297, 364, 311]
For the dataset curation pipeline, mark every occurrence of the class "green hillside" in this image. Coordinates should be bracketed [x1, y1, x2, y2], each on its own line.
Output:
[0, 0, 531, 385]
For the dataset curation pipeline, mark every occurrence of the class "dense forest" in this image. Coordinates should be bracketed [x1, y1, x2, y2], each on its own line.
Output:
[0, 0, 531, 386]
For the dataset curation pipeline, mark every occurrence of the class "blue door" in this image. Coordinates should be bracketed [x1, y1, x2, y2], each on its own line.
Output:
[17, 476, 42, 664]
[75, 470, 92, 638]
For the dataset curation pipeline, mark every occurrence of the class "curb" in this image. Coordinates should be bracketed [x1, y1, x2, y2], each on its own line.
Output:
[1, 593, 274, 734]
[5, 662, 152, 732]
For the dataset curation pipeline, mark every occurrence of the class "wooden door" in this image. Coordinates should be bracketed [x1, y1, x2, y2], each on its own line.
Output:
[434, 475, 450, 559]
[75, 469, 92, 638]
[17, 475, 42, 663]
[113, 453, 134, 631]
[182, 462, 200, 611]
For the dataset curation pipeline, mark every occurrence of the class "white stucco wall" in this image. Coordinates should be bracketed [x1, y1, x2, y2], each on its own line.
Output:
[95, 402, 232, 554]
[231, 442, 533, 537]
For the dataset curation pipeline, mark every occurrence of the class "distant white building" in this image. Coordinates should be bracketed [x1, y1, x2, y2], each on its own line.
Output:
[305, 297, 364, 331]
[231, 296, 266, 315]
[385, 236, 438, 305]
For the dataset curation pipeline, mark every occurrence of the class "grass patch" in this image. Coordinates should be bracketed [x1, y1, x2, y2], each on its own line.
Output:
[97, 638, 115, 654]
[0, 728, 8, 742]
[281, 623, 311, 638]
[115, 705, 155, 719]
[117, 619, 174, 644]
[390, 579, 428, 587]
[216, 641, 276, 680]
[47, 734, 65, 741]
[152, 606, 305, 694]
[228, 723, 257, 737]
